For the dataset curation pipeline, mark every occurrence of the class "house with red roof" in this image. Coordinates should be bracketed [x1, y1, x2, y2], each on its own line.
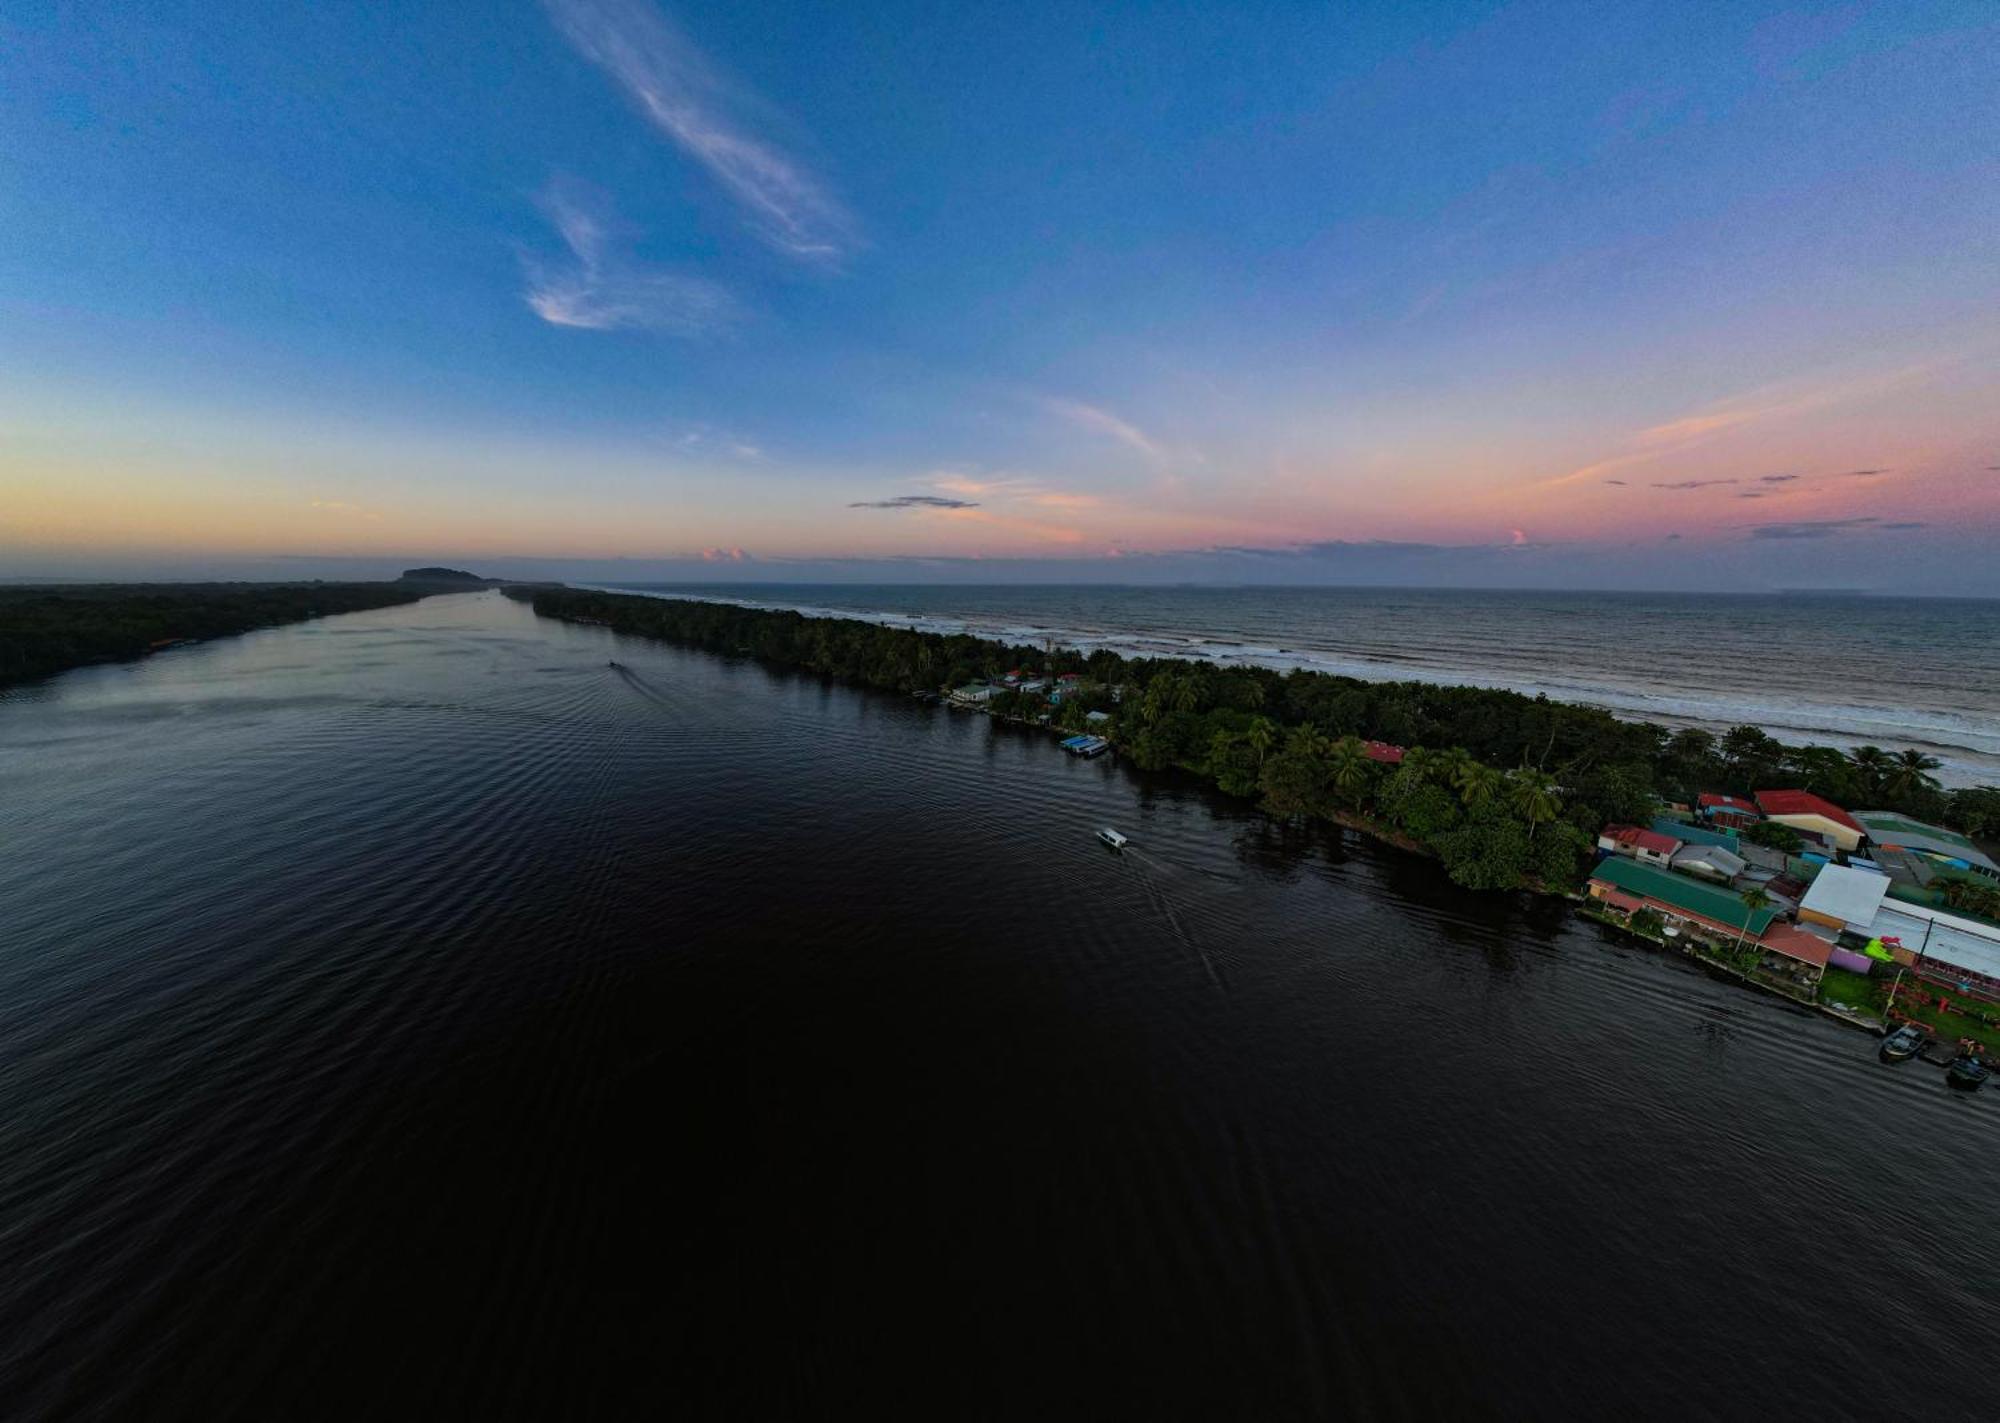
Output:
[1753, 789, 1866, 852]
[1596, 824, 1684, 868]
[1362, 740, 1405, 765]
[1697, 792, 1761, 830]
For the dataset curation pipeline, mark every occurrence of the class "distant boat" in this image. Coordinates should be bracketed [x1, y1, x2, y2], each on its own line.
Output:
[607, 660, 624, 669]
[1945, 1054, 1989, 1090]
[1879, 1024, 1925, 1063]
[1097, 827, 1129, 850]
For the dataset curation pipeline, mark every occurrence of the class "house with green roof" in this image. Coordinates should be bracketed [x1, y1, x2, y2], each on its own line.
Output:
[1852, 810, 1997, 875]
[1588, 854, 1779, 939]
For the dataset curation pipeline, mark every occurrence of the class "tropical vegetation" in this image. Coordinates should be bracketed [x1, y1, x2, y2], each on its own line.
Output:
[0, 582, 436, 687]
[515, 588, 2000, 895]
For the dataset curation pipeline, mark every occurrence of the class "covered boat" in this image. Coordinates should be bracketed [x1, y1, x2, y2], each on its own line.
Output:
[1945, 1054, 1989, 1090]
[1878, 1024, 1925, 1063]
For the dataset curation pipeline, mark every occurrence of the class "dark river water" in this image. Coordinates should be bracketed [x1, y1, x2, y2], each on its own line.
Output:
[2, 591, 1993, 1420]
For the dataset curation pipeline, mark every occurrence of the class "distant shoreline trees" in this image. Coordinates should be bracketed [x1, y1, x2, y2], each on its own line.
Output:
[0, 582, 433, 687]
[516, 587, 2000, 888]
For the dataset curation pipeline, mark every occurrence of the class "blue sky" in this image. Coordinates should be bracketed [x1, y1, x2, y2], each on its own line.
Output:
[3, 1, 1997, 589]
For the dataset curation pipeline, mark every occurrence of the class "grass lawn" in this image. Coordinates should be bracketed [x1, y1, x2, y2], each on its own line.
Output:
[1891, 993, 2000, 1057]
[1819, 967, 1886, 1015]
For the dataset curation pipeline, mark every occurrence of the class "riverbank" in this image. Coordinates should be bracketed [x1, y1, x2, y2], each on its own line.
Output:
[0, 581, 438, 688]
[515, 585, 1603, 896]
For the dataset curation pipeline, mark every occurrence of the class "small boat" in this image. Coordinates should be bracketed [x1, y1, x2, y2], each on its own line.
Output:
[1879, 1024, 1925, 1063]
[607, 660, 624, 669]
[1945, 1054, 1989, 1090]
[1097, 827, 1129, 850]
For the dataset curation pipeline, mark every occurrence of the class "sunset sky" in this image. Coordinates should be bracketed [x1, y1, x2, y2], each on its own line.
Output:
[3, 1, 1997, 589]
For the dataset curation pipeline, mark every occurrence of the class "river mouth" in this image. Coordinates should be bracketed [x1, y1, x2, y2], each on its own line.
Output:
[0, 589, 1990, 1419]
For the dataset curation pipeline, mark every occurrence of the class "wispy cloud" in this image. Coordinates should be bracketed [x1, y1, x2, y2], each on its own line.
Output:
[1760, 474, 1799, 483]
[1043, 397, 1166, 460]
[309, 498, 383, 523]
[544, 0, 856, 263]
[697, 546, 750, 561]
[849, 495, 980, 510]
[523, 180, 734, 333]
[1537, 362, 1935, 491]
[928, 472, 1102, 510]
[1652, 478, 1738, 490]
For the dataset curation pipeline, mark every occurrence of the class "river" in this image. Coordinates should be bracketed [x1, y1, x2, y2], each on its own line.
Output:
[1, 590, 1991, 1419]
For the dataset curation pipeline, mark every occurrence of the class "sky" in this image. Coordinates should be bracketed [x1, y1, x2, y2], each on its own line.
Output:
[2, 0, 1997, 591]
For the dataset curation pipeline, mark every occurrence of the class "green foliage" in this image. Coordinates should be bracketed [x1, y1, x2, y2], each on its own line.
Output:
[515, 588, 1998, 888]
[1947, 787, 2000, 839]
[1207, 731, 1263, 798]
[1432, 811, 1531, 890]
[1379, 769, 1463, 839]
[0, 582, 433, 687]
[1742, 820, 1804, 854]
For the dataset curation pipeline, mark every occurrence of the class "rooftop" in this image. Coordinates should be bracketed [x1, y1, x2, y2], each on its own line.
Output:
[1590, 856, 1780, 936]
[1850, 811, 1995, 871]
[1799, 863, 1891, 929]
[1605, 825, 1683, 857]
[1754, 789, 1863, 834]
[1698, 792, 1760, 815]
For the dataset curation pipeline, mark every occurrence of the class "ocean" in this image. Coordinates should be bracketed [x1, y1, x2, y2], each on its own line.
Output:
[2, 589, 1995, 1418]
[598, 583, 2000, 789]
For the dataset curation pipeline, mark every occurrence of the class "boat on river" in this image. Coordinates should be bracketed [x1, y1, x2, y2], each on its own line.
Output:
[1097, 828, 1129, 850]
[1879, 1024, 1925, 1063]
[1945, 1054, 1989, 1090]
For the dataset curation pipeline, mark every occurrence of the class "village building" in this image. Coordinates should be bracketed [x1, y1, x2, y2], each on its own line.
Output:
[1670, 842, 1746, 883]
[1597, 825, 1683, 868]
[1753, 789, 1866, 852]
[1850, 810, 1998, 876]
[1586, 856, 1777, 939]
[1697, 792, 1762, 830]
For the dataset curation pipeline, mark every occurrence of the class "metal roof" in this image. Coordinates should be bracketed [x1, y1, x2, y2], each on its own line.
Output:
[1754, 789, 1863, 835]
[1850, 811, 1996, 872]
[1590, 856, 1779, 936]
[1799, 864, 1890, 929]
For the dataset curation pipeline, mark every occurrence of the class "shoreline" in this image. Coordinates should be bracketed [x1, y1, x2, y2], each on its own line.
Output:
[517, 584, 1997, 1057]
[0, 581, 446, 690]
[577, 582, 2000, 789]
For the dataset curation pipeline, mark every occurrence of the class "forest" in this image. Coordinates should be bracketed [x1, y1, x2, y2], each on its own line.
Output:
[515, 587, 1999, 892]
[0, 582, 432, 688]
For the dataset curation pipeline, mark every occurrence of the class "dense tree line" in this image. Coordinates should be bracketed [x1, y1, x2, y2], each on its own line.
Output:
[0, 582, 433, 687]
[518, 588, 1998, 890]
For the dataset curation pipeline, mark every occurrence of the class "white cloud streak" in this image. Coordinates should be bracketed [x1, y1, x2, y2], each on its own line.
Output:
[522, 180, 735, 333]
[543, 0, 857, 264]
[1043, 397, 1166, 460]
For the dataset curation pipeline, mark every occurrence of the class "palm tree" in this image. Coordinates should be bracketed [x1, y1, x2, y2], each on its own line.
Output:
[1245, 716, 1277, 768]
[1169, 670, 1205, 714]
[1453, 758, 1503, 810]
[1736, 886, 1772, 950]
[1399, 745, 1438, 784]
[1851, 745, 1891, 796]
[1328, 736, 1372, 805]
[1883, 748, 1942, 801]
[1507, 769, 1562, 841]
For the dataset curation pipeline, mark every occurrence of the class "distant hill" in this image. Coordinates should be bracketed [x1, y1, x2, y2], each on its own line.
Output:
[398, 567, 487, 583]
